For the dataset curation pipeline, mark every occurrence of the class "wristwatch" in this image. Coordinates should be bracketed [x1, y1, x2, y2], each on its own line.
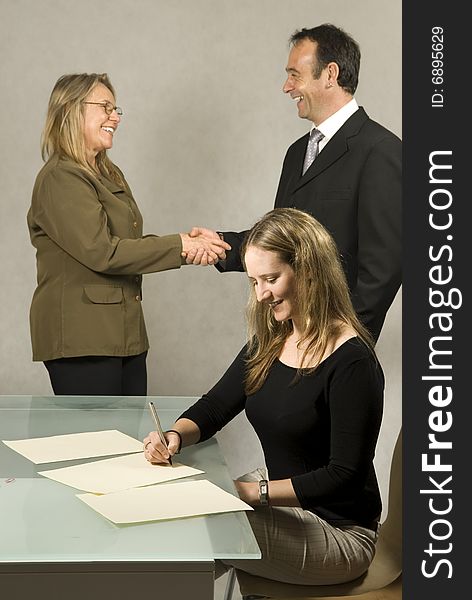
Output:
[258, 479, 269, 505]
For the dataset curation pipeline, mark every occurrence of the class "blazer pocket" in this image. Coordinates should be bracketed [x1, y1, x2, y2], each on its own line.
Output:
[84, 285, 123, 304]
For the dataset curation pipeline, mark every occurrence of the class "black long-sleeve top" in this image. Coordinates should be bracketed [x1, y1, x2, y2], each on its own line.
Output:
[179, 337, 384, 528]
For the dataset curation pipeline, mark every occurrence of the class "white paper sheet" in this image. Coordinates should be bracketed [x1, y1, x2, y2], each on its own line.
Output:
[38, 452, 204, 493]
[2, 430, 144, 464]
[77, 479, 253, 524]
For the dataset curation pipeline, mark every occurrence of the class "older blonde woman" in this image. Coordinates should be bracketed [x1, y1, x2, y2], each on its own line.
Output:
[144, 208, 384, 586]
[28, 72, 229, 395]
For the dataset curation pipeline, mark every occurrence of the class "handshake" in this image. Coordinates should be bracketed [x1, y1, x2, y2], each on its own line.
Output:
[179, 227, 231, 266]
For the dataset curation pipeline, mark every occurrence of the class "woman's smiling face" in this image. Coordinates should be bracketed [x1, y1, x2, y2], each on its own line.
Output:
[83, 83, 121, 164]
[245, 245, 298, 323]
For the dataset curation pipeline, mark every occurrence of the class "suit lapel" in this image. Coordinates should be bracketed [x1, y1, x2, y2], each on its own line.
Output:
[289, 108, 369, 195]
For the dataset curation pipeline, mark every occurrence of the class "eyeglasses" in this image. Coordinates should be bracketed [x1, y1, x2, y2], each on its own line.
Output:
[83, 101, 123, 116]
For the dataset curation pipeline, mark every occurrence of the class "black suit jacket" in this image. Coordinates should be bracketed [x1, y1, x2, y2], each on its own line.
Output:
[219, 107, 402, 341]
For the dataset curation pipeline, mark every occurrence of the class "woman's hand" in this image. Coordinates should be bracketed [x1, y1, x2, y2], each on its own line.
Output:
[234, 480, 260, 506]
[143, 430, 180, 464]
[234, 478, 301, 507]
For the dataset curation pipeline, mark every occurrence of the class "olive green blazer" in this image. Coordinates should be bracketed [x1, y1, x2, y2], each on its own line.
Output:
[27, 156, 183, 361]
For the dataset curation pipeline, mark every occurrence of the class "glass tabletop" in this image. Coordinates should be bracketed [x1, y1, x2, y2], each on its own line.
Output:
[0, 395, 261, 563]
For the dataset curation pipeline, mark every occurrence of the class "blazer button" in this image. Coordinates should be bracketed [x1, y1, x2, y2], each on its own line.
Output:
[133, 221, 137, 228]
[135, 295, 140, 301]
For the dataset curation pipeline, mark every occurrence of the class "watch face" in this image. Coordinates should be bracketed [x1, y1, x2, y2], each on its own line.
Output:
[259, 479, 269, 505]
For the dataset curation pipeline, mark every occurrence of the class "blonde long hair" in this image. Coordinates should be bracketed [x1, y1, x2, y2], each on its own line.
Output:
[243, 208, 374, 394]
[41, 73, 124, 185]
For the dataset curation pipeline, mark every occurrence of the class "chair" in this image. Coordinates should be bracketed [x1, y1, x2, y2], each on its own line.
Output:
[223, 428, 402, 600]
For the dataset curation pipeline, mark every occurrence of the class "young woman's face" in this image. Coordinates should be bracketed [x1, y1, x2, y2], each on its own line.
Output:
[245, 245, 298, 322]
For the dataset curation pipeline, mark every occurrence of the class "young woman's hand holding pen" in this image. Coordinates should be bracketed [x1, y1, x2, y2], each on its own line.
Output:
[143, 430, 180, 465]
[143, 417, 200, 464]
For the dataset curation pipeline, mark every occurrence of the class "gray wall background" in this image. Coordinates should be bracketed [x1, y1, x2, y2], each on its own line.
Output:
[0, 0, 401, 517]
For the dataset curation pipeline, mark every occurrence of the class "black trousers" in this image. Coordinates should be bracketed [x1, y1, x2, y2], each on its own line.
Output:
[44, 352, 147, 396]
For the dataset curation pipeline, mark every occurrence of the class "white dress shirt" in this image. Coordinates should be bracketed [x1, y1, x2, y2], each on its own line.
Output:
[311, 98, 359, 154]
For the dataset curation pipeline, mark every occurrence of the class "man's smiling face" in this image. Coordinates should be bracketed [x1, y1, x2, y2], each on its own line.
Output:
[283, 39, 330, 125]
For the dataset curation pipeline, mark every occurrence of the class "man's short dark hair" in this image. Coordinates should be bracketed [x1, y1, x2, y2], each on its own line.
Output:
[290, 24, 360, 95]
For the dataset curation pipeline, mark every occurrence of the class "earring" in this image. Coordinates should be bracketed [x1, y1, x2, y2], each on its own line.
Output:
[328, 82, 333, 88]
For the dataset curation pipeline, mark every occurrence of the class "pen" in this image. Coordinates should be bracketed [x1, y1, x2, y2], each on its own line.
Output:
[148, 401, 172, 466]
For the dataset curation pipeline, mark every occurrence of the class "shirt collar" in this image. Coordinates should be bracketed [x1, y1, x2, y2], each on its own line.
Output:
[310, 98, 359, 144]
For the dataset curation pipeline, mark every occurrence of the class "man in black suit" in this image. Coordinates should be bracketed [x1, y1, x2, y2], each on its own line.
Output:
[188, 24, 401, 342]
